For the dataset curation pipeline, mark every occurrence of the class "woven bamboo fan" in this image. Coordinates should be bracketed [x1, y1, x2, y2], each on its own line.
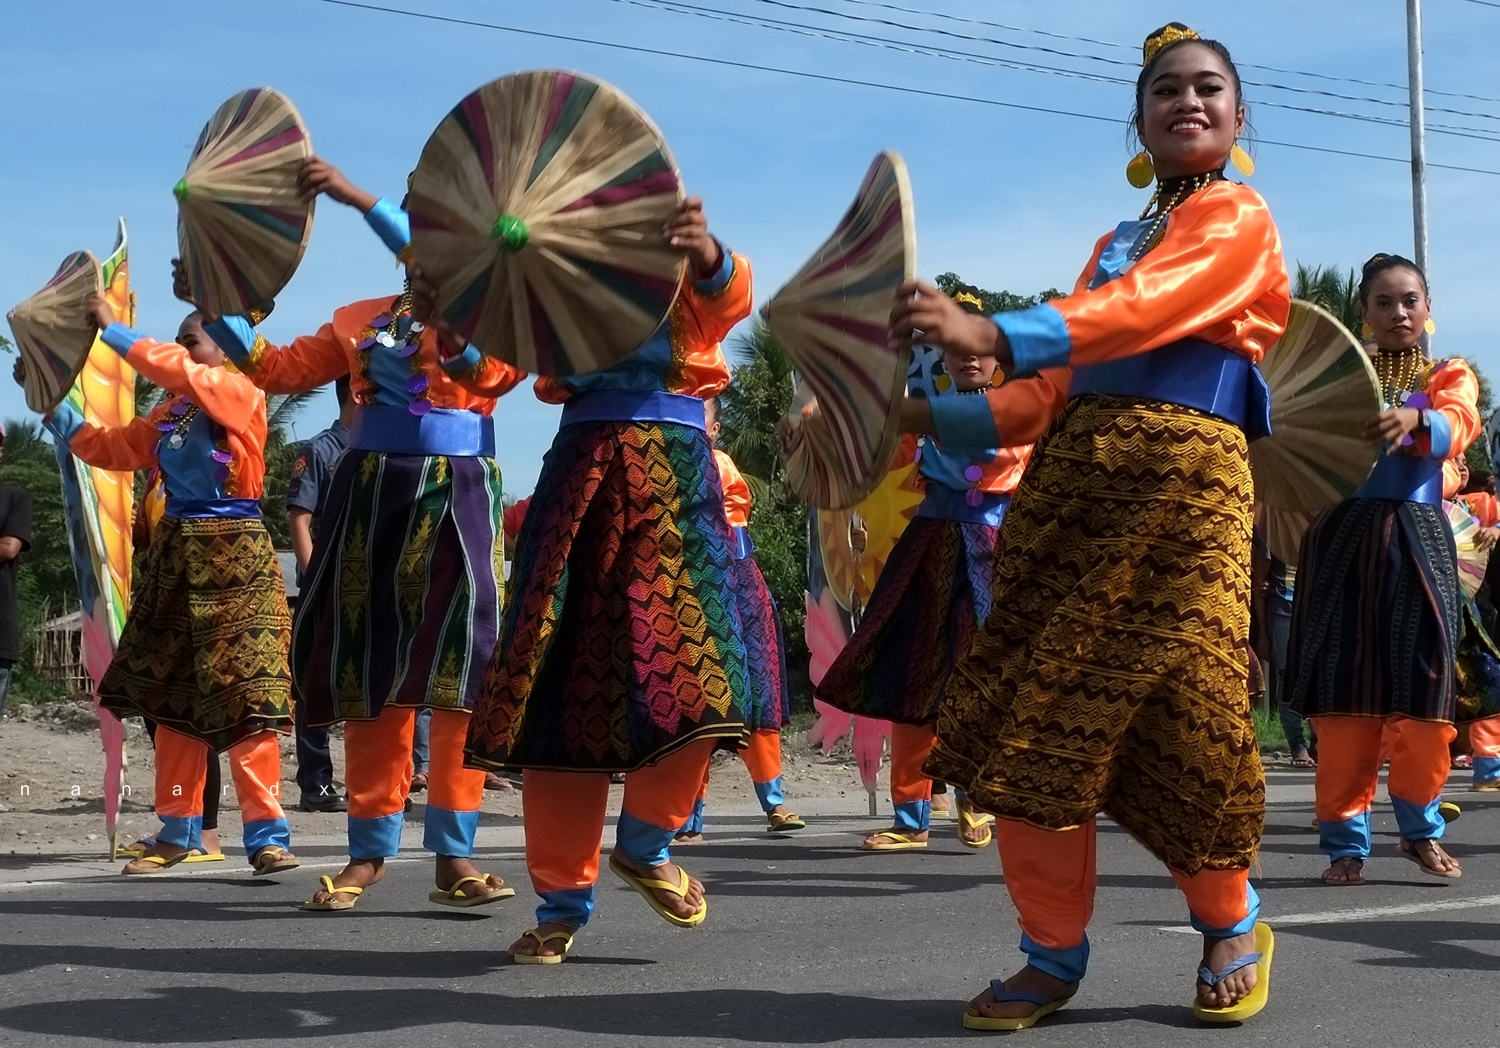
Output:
[1252, 299, 1382, 564]
[175, 87, 314, 318]
[1446, 500, 1489, 598]
[408, 70, 686, 376]
[764, 151, 916, 510]
[7, 251, 103, 414]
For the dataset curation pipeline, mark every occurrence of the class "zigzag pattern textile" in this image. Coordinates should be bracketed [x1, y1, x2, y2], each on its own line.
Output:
[925, 397, 1265, 874]
[815, 515, 999, 725]
[727, 552, 791, 730]
[467, 419, 750, 773]
[1285, 496, 1459, 722]
[292, 451, 504, 726]
[99, 516, 291, 752]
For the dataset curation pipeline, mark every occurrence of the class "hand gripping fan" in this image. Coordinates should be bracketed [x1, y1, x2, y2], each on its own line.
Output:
[764, 151, 916, 510]
[7, 251, 104, 414]
[175, 87, 314, 318]
[1252, 299, 1382, 564]
[408, 70, 686, 376]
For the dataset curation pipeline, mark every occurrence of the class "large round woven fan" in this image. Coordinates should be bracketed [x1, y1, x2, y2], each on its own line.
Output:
[765, 152, 916, 511]
[7, 251, 103, 414]
[1252, 299, 1382, 564]
[408, 70, 686, 376]
[1447, 500, 1490, 598]
[175, 87, 314, 318]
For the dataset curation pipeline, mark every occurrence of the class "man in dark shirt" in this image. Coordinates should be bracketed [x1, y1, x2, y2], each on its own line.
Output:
[287, 378, 352, 811]
[0, 425, 33, 725]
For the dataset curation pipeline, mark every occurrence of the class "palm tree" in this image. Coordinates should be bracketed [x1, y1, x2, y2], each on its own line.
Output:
[719, 320, 795, 505]
[1293, 263, 1363, 335]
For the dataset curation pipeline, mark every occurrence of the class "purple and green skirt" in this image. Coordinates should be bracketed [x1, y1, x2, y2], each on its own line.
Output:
[293, 451, 504, 726]
[728, 527, 791, 731]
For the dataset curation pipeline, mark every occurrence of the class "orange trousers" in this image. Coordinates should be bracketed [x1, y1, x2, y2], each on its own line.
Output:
[344, 705, 485, 859]
[154, 726, 288, 855]
[522, 738, 715, 928]
[1471, 715, 1500, 785]
[683, 728, 786, 833]
[1313, 714, 1455, 857]
[995, 818, 1256, 983]
[890, 722, 936, 832]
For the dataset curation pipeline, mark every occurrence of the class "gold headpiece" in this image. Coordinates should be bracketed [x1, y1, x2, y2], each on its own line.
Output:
[953, 291, 984, 311]
[1143, 24, 1199, 65]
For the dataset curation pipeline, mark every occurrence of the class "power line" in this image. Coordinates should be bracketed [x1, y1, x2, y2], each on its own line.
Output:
[308, 0, 1500, 176]
[1456, 0, 1500, 8]
[620, 0, 1500, 141]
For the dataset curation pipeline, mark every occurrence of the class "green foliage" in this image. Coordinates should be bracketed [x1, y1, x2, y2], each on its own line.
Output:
[1251, 703, 1289, 752]
[1292, 263, 1363, 335]
[934, 272, 1065, 312]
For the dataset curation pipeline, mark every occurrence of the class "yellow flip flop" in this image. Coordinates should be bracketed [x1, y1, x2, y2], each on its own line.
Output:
[958, 808, 994, 850]
[862, 830, 928, 852]
[512, 927, 576, 965]
[767, 811, 806, 832]
[962, 982, 1072, 1031]
[303, 875, 364, 911]
[183, 851, 226, 864]
[251, 847, 301, 876]
[428, 875, 517, 908]
[1193, 922, 1274, 1024]
[121, 850, 191, 875]
[608, 855, 707, 928]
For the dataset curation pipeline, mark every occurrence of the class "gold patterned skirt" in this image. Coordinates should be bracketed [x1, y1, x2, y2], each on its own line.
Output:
[99, 515, 292, 753]
[925, 396, 1265, 873]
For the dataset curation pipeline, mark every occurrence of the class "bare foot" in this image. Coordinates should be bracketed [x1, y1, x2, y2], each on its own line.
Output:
[1197, 929, 1258, 1009]
[1400, 838, 1461, 877]
[1320, 856, 1365, 885]
[200, 828, 222, 854]
[435, 855, 508, 898]
[931, 794, 952, 817]
[309, 858, 385, 906]
[509, 920, 577, 961]
[673, 831, 705, 844]
[967, 966, 1077, 1021]
[956, 797, 993, 846]
[863, 828, 927, 847]
[122, 840, 191, 874]
[609, 849, 705, 921]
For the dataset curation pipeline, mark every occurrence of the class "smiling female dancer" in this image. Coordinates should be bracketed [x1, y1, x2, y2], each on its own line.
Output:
[1285, 254, 1480, 886]
[892, 23, 1289, 1029]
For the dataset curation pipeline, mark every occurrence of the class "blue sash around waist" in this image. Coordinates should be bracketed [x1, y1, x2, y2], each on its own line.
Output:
[349, 405, 496, 457]
[166, 497, 262, 520]
[1068, 338, 1272, 441]
[560, 390, 706, 431]
[1351, 453, 1444, 505]
[730, 525, 755, 560]
[916, 485, 1010, 527]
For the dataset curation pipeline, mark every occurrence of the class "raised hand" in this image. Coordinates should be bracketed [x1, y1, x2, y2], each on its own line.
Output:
[85, 292, 117, 331]
[297, 156, 378, 212]
[888, 281, 1005, 365]
[664, 197, 722, 275]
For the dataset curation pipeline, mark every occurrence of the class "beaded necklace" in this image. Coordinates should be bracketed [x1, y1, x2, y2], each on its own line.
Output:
[1131, 172, 1216, 261]
[1374, 346, 1429, 407]
[355, 284, 432, 417]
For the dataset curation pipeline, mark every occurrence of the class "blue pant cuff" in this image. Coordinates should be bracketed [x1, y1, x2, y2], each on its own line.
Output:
[1319, 811, 1371, 860]
[679, 800, 705, 836]
[424, 806, 480, 857]
[242, 818, 291, 855]
[158, 814, 202, 851]
[348, 812, 404, 860]
[1475, 756, 1500, 783]
[893, 799, 930, 833]
[537, 887, 594, 928]
[753, 776, 785, 813]
[1190, 882, 1260, 937]
[617, 810, 675, 869]
[1391, 794, 1445, 841]
[1020, 932, 1089, 983]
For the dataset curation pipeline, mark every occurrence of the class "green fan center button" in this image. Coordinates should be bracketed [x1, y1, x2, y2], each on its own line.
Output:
[491, 214, 529, 252]
[173, 178, 190, 202]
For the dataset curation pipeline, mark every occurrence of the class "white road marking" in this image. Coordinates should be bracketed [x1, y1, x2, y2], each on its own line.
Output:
[1159, 894, 1500, 932]
[0, 880, 64, 892]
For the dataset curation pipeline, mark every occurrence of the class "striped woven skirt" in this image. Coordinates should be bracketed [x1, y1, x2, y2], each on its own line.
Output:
[466, 419, 749, 773]
[816, 514, 999, 724]
[292, 452, 504, 726]
[925, 397, 1265, 874]
[99, 516, 291, 752]
[728, 541, 791, 731]
[1285, 497, 1459, 722]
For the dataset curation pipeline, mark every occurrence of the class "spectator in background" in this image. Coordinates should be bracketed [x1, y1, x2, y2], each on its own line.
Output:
[287, 377, 352, 813]
[1253, 524, 1313, 767]
[0, 424, 33, 725]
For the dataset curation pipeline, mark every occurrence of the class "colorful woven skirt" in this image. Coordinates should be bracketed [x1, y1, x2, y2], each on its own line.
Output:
[729, 546, 791, 731]
[925, 397, 1265, 874]
[292, 452, 504, 726]
[1284, 497, 1459, 723]
[466, 419, 749, 773]
[99, 516, 291, 753]
[816, 514, 999, 724]
[1457, 592, 1500, 724]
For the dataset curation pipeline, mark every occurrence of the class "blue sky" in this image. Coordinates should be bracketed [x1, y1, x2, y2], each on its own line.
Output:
[4, 0, 1499, 495]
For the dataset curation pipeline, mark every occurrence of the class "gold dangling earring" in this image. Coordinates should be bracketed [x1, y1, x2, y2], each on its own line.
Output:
[1126, 150, 1155, 189]
[1230, 143, 1255, 177]
[1424, 317, 1437, 335]
[1361, 322, 1374, 340]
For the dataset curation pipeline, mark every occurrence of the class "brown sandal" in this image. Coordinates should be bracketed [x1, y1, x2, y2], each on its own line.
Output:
[1399, 838, 1461, 880]
[1320, 856, 1365, 886]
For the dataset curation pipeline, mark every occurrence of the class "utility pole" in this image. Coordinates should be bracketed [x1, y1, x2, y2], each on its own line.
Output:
[1406, 0, 1429, 277]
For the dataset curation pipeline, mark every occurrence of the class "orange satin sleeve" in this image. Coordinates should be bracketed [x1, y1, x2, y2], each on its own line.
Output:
[66, 411, 165, 473]
[1418, 358, 1481, 460]
[124, 337, 264, 435]
[1462, 491, 1500, 528]
[713, 449, 752, 527]
[980, 444, 1034, 496]
[445, 354, 527, 401]
[671, 252, 753, 398]
[983, 368, 1073, 447]
[239, 318, 351, 395]
[1048, 181, 1291, 366]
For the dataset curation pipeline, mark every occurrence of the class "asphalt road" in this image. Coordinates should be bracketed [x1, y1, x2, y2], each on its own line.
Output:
[2, 768, 1498, 1048]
